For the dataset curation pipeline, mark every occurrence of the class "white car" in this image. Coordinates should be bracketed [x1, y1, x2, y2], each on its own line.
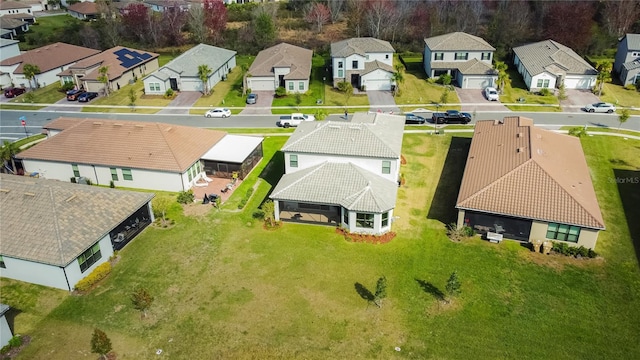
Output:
[584, 102, 616, 113]
[484, 87, 499, 101]
[205, 108, 231, 118]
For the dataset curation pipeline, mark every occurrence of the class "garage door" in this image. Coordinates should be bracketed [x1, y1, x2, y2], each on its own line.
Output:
[564, 76, 594, 89]
[365, 79, 391, 91]
[248, 78, 275, 91]
[181, 78, 202, 92]
[463, 76, 494, 89]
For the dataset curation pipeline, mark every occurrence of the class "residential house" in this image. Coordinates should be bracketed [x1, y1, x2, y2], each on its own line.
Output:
[513, 40, 597, 91]
[456, 116, 605, 249]
[613, 33, 640, 86]
[246, 42, 313, 93]
[270, 113, 404, 235]
[0, 173, 155, 291]
[0, 38, 19, 61]
[19, 118, 263, 192]
[0, 304, 11, 348]
[0, 42, 100, 89]
[143, 43, 236, 95]
[0, 16, 29, 39]
[145, 0, 190, 12]
[423, 32, 497, 89]
[330, 37, 395, 91]
[0, 1, 33, 17]
[0, 28, 13, 39]
[57, 46, 159, 93]
[67, 1, 99, 20]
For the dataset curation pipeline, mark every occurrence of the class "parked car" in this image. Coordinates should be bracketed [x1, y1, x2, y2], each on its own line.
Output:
[4, 87, 26, 98]
[276, 113, 315, 128]
[405, 113, 427, 124]
[66, 89, 86, 101]
[77, 92, 98, 102]
[432, 110, 472, 124]
[484, 87, 499, 101]
[584, 102, 616, 113]
[246, 93, 258, 104]
[205, 108, 231, 118]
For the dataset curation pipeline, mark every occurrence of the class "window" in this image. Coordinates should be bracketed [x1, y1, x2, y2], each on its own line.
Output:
[299, 82, 304, 90]
[78, 243, 102, 273]
[481, 52, 491, 60]
[385, 54, 389, 59]
[546, 223, 581, 243]
[122, 168, 133, 181]
[0, 255, 5, 268]
[289, 154, 298, 168]
[381, 212, 389, 227]
[434, 52, 444, 61]
[366, 55, 370, 60]
[343, 209, 349, 225]
[338, 69, 344, 78]
[338, 61, 343, 68]
[150, 82, 160, 91]
[72, 164, 80, 177]
[352, 60, 358, 69]
[110, 168, 118, 181]
[356, 213, 374, 228]
[188, 168, 193, 181]
[382, 160, 391, 174]
[455, 52, 468, 60]
[536, 79, 551, 88]
[289, 82, 294, 90]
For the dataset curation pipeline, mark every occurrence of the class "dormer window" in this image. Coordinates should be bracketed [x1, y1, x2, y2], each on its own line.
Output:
[352, 60, 358, 68]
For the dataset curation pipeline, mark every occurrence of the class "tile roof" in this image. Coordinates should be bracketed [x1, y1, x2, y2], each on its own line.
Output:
[331, 37, 395, 57]
[456, 117, 605, 229]
[150, 43, 236, 79]
[623, 59, 640, 71]
[282, 113, 404, 159]
[0, 304, 9, 317]
[424, 32, 495, 51]
[19, 118, 227, 173]
[0, 38, 18, 47]
[270, 162, 397, 213]
[0, 42, 100, 74]
[67, 1, 98, 14]
[1, 13, 34, 20]
[62, 46, 159, 81]
[0, 1, 30, 10]
[513, 40, 597, 76]
[0, 173, 154, 267]
[430, 59, 497, 75]
[362, 60, 394, 75]
[248, 43, 312, 80]
[0, 16, 26, 29]
[622, 33, 640, 50]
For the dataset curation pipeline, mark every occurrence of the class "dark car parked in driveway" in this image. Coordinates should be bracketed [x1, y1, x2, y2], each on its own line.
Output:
[4, 87, 26, 98]
[77, 92, 98, 102]
[246, 93, 258, 104]
[66, 89, 86, 101]
[405, 113, 427, 124]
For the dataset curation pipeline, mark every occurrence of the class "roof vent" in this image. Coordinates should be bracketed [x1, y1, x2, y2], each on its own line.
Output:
[328, 125, 341, 129]
[24, 192, 35, 197]
[0, 188, 9, 193]
[517, 132, 524, 138]
[135, 124, 145, 129]
[65, 194, 77, 202]
[494, 119, 504, 125]
[93, 122, 103, 125]
[113, 123, 123, 127]
[517, 147, 525, 153]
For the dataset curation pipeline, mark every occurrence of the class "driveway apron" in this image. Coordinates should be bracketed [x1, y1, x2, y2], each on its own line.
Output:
[367, 90, 400, 113]
[240, 91, 274, 115]
[455, 88, 509, 112]
[561, 89, 601, 113]
[157, 91, 202, 115]
[42, 97, 84, 112]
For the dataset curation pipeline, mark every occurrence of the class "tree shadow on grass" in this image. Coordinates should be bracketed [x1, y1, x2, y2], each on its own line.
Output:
[613, 169, 640, 268]
[415, 279, 445, 302]
[354, 282, 375, 302]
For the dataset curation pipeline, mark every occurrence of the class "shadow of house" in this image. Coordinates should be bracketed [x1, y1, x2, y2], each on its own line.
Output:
[427, 136, 471, 224]
[613, 169, 640, 267]
[354, 282, 375, 302]
[415, 279, 445, 301]
[257, 151, 284, 208]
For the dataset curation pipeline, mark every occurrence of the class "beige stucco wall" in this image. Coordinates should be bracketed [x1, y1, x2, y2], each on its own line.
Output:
[530, 220, 600, 249]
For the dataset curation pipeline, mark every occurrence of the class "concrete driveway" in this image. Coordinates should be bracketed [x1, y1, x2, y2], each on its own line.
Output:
[561, 89, 601, 113]
[157, 91, 202, 115]
[240, 91, 274, 115]
[456, 88, 509, 112]
[42, 96, 84, 112]
[367, 90, 400, 113]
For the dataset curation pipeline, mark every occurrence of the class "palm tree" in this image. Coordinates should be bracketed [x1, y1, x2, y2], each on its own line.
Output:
[22, 64, 40, 90]
[97, 66, 110, 96]
[595, 61, 612, 96]
[241, 63, 249, 96]
[198, 64, 213, 96]
[391, 63, 405, 96]
[0, 140, 19, 174]
[494, 61, 509, 94]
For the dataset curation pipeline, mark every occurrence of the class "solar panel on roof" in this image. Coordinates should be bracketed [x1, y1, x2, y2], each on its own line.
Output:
[113, 48, 153, 69]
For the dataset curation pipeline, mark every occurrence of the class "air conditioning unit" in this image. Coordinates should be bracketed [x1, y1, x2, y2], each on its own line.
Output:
[76, 176, 88, 185]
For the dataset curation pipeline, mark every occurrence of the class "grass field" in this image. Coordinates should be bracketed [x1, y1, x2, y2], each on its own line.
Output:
[20, 15, 80, 51]
[81, 81, 170, 114]
[0, 83, 65, 111]
[394, 56, 461, 111]
[1, 132, 639, 359]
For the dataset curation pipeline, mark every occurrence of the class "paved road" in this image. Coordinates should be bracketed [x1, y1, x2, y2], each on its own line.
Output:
[0, 109, 638, 141]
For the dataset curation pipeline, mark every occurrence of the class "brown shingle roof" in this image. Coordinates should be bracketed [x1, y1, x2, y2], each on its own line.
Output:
[0, 1, 30, 10]
[0, 42, 100, 74]
[456, 117, 605, 229]
[19, 118, 227, 173]
[67, 1, 98, 15]
[63, 46, 159, 81]
[248, 43, 313, 80]
[0, 173, 154, 267]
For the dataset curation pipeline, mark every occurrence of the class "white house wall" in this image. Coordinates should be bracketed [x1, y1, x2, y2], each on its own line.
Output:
[285, 152, 399, 183]
[0, 314, 11, 348]
[0, 43, 20, 61]
[563, 75, 596, 89]
[367, 52, 393, 67]
[529, 72, 556, 90]
[285, 79, 309, 93]
[342, 208, 394, 235]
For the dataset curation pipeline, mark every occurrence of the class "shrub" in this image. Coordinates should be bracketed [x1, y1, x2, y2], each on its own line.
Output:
[624, 84, 635, 91]
[538, 88, 552, 96]
[551, 241, 598, 258]
[237, 187, 254, 209]
[85, 178, 92, 185]
[252, 209, 265, 219]
[314, 109, 328, 120]
[164, 88, 174, 99]
[8, 335, 22, 348]
[275, 86, 287, 97]
[74, 262, 112, 292]
[109, 180, 115, 188]
[568, 127, 587, 137]
[237, 198, 247, 209]
[446, 223, 475, 242]
[60, 81, 75, 92]
[177, 190, 194, 204]
[438, 74, 452, 85]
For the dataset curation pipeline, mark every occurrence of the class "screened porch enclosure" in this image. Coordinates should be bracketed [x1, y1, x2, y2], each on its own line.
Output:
[463, 211, 532, 241]
[200, 135, 263, 179]
[278, 201, 340, 225]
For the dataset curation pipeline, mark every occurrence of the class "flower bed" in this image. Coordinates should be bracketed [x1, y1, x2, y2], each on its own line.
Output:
[335, 227, 396, 244]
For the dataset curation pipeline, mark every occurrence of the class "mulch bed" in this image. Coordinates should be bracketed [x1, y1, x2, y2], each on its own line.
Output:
[1, 335, 31, 360]
[336, 227, 396, 244]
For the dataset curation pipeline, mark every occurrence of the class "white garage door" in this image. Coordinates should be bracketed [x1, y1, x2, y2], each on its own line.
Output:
[564, 76, 594, 89]
[463, 76, 494, 89]
[248, 78, 275, 91]
[181, 78, 202, 92]
[365, 79, 392, 91]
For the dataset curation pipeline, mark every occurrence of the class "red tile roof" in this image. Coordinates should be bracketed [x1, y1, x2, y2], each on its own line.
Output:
[0, 42, 100, 74]
[67, 1, 98, 15]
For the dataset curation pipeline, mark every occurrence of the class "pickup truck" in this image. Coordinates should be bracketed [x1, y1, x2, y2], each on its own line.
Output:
[431, 110, 472, 124]
[276, 113, 316, 128]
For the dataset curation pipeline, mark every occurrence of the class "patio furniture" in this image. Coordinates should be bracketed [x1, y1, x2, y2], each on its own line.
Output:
[487, 232, 503, 244]
[115, 233, 125, 243]
[494, 223, 505, 233]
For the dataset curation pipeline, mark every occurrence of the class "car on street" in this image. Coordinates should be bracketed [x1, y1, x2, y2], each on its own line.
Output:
[4, 87, 26, 98]
[432, 110, 472, 124]
[405, 113, 427, 124]
[205, 108, 231, 118]
[584, 102, 616, 113]
[484, 87, 499, 101]
[246, 93, 258, 104]
[77, 92, 99, 102]
[66, 89, 86, 101]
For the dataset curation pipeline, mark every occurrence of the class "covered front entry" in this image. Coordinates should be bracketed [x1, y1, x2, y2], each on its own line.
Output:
[278, 201, 340, 225]
[462, 210, 532, 241]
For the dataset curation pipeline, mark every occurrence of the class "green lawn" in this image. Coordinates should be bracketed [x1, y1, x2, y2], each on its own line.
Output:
[395, 56, 462, 112]
[81, 81, 170, 114]
[20, 15, 80, 51]
[0, 83, 65, 111]
[601, 83, 640, 110]
[500, 68, 561, 112]
[2, 133, 640, 359]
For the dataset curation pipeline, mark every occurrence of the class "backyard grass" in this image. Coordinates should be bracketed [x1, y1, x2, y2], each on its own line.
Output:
[191, 56, 254, 115]
[0, 83, 65, 111]
[81, 81, 170, 114]
[395, 56, 461, 112]
[20, 15, 80, 51]
[2, 133, 639, 359]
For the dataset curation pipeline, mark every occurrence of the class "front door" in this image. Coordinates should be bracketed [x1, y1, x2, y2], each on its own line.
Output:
[169, 78, 178, 91]
[351, 74, 360, 88]
[278, 75, 285, 88]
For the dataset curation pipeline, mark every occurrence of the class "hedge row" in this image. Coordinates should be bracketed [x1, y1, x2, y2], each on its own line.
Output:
[74, 262, 112, 292]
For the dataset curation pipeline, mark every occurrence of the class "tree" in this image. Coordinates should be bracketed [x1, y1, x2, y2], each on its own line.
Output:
[439, 87, 449, 105]
[90, 328, 112, 360]
[445, 271, 461, 302]
[261, 200, 275, 227]
[494, 61, 509, 94]
[152, 195, 172, 224]
[337, 81, 353, 105]
[346, 0, 366, 37]
[305, 2, 330, 33]
[121, 3, 150, 44]
[95, 0, 121, 48]
[22, 64, 40, 90]
[128, 87, 137, 111]
[131, 287, 154, 318]
[364, 0, 396, 39]
[327, 0, 344, 23]
[602, 0, 640, 37]
[197, 64, 213, 96]
[252, 7, 276, 48]
[241, 63, 250, 96]
[543, 1, 596, 53]
[595, 61, 612, 97]
[162, 6, 187, 46]
[373, 275, 387, 308]
[391, 64, 405, 96]
[0, 141, 19, 174]
[97, 66, 110, 96]
[188, 5, 207, 43]
[203, 0, 227, 43]
[618, 108, 630, 130]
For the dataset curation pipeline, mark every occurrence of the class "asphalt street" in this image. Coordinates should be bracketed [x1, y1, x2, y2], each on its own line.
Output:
[0, 108, 638, 142]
